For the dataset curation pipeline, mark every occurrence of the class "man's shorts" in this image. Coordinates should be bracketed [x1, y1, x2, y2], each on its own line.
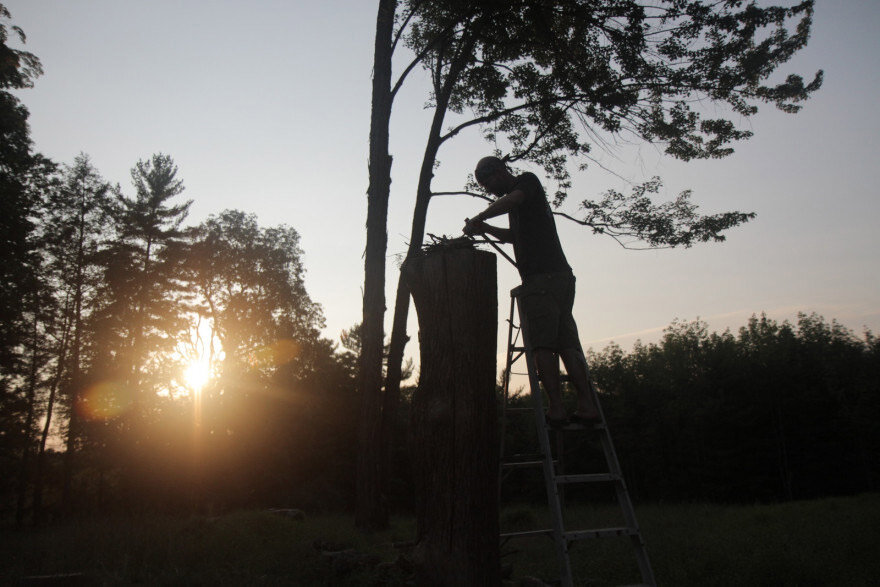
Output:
[516, 272, 582, 352]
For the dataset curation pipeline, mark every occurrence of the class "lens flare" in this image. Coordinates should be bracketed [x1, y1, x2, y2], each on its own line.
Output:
[248, 339, 300, 368]
[77, 381, 133, 421]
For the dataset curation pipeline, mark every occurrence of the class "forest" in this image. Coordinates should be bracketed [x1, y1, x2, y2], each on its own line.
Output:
[3, 1, 877, 532]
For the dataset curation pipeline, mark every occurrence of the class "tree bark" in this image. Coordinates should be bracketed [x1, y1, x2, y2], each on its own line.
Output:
[355, 0, 397, 531]
[405, 247, 500, 587]
[381, 34, 477, 499]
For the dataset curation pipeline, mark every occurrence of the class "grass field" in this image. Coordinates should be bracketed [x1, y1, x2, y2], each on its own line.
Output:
[3, 494, 879, 585]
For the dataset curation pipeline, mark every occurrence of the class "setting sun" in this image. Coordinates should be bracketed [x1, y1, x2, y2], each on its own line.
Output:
[184, 359, 211, 391]
[178, 317, 220, 395]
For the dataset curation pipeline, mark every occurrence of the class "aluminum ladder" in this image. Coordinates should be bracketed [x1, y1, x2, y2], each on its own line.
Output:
[499, 285, 656, 587]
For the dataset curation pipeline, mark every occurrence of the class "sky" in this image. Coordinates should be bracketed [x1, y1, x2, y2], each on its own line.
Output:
[6, 1, 880, 377]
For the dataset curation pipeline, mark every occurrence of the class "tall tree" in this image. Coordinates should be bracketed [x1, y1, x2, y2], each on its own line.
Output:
[186, 209, 323, 372]
[381, 0, 822, 458]
[356, 0, 398, 530]
[86, 153, 192, 504]
[357, 0, 477, 529]
[184, 209, 334, 509]
[100, 153, 192, 392]
[0, 2, 58, 521]
[34, 154, 113, 517]
[0, 2, 46, 382]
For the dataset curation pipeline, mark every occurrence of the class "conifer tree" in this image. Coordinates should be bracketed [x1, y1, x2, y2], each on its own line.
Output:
[88, 154, 192, 501]
[33, 155, 114, 516]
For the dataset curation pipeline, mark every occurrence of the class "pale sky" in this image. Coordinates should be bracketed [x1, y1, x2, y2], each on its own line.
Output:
[7, 1, 880, 376]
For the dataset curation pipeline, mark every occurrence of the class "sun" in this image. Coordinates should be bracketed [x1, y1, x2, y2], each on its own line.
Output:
[177, 316, 221, 396]
[184, 359, 211, 391]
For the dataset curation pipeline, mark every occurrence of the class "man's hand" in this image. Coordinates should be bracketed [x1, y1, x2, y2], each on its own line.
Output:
[463, 217, 488, 236]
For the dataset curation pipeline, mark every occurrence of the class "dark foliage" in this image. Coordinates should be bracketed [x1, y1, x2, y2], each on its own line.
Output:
[585, 314, 880, 503]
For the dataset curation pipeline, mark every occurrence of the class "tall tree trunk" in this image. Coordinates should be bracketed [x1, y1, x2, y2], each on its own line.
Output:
[355, 0, 397, 531]
[380, 147, 436, 481]
[16, 307, 41, 526]
[62, 203, 88, 515]
[382, 41, 474, 486]
[406, 247, 499, 586]
[34, 307, 71, 525]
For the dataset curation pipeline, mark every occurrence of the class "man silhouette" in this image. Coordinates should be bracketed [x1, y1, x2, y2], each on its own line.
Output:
[463, 156, 599, 427]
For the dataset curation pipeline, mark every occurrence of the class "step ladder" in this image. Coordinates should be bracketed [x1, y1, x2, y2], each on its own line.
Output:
[499, 285, 655, 587]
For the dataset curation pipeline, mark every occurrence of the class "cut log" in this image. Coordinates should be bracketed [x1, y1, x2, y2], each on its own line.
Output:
[405, 247, 499, 587]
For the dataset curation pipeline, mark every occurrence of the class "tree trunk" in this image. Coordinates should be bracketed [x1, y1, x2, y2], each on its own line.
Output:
[16, 307, 41, 526]
[381, 37, 476, 504]
[62, 206, 88, 516]
[405, 247, 500, 587]
[355, 0, 397, 531]
[34, 297, 72, 525]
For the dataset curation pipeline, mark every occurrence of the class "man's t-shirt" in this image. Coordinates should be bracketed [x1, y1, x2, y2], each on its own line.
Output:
[507, 172, 571, 279]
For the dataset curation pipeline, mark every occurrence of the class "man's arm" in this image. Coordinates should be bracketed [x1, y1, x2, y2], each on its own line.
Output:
[463, 189, 526, 241]
[465, 220, 512, 242]
[474, 189, 526, 221]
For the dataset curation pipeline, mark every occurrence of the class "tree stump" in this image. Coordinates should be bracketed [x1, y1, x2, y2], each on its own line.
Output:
[405, 247, 500, 587]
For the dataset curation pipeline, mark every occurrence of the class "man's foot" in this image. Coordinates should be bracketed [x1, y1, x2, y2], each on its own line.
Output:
[545, 413, 568, 429]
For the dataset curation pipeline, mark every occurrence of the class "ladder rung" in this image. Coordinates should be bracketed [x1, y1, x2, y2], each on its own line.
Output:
[510, 346, 527, 353]
[502, 460, 553, 470]
[564, 527, 638, 541]
[500, 529, 554, 540]
[506, 452, 544, 460]
[559, 421, 605, 431]
[555, 473, 620, 484]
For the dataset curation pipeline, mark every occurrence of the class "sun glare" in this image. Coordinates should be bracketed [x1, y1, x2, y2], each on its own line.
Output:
[179, 317, 220, 395]
[184, 360, 211, 391]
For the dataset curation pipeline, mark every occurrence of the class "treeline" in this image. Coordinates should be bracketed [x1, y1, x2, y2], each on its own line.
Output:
[1, 151, 361, 524]
[594, 314, 879, 502]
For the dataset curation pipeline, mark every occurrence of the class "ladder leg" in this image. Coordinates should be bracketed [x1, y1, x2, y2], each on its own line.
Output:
[500, 287, 655, 587]
[590, 380, 656, 586]
[517, 296, 574, 587]
[498, 295, 518, 501]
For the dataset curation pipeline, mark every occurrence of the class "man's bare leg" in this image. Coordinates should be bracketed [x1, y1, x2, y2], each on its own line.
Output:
[533, 348, 566, 421]
[560, 348, 600, 420]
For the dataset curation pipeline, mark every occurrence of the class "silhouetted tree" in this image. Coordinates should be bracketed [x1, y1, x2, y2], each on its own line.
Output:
[356, 0, 822, 528]
[375, 0, 822, 511]
[31, 155, 114, 518]
[87, 153, 192, 505]
[0, 3, 44, 375]
[357, 0, 398, 530]
[0, 3, 59, 522]
[184, 210, 352, 510]
[586, 313, 879, 502]
[187, 210, 322, 370]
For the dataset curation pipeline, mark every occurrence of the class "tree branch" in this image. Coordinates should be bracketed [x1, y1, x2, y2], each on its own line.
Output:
[440, 96, 572, 144]
[507, 101, 576, 163]
[391, 22, 462, 99]
[391, 0, 422, 55]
